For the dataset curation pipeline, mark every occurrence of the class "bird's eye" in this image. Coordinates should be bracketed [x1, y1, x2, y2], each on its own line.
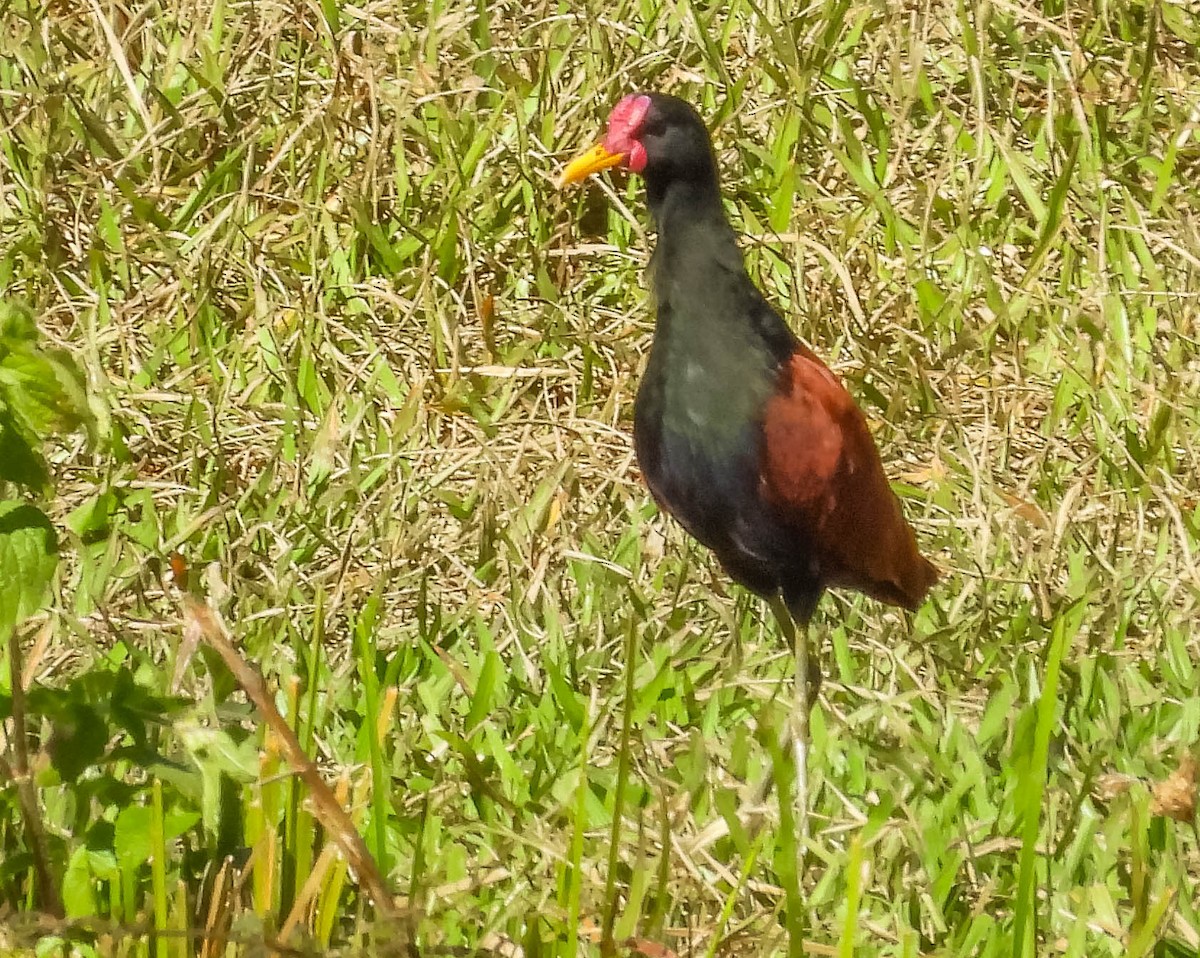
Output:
[640, 117, 665, 137]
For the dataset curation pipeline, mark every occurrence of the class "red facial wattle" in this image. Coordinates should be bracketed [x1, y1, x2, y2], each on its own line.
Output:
[602, 94, 652, 173]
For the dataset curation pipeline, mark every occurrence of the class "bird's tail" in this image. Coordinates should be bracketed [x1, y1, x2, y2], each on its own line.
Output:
[894, 553, 940, 611]
[856, 521, 939, 613]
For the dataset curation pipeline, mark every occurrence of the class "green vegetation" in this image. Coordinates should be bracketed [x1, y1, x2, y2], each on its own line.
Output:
[1, 0, 1198, 954]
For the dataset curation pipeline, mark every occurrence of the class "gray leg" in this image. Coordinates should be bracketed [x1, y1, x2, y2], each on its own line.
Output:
[769, 595, 810, 871]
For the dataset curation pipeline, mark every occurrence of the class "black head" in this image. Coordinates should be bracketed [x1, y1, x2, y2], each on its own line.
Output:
[558, 93, 721, 199]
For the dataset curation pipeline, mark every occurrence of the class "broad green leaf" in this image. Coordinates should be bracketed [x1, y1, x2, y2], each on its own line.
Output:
[0, 304, 91, 466]
[0, 302, 37, 342]
[0, 351, 74, 434]
[0, 421, 47, 488]
[115, 805, 199, 872]
[47, 702, 109, 782]
[62, 845, 98, 918]
[0, 500, 58, 638]
[114, 806, 154, 872]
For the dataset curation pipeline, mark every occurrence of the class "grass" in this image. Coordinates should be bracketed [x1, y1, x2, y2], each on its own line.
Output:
[2, 0, 1199, 953]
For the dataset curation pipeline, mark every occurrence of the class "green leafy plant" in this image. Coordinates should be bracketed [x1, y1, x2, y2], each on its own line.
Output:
[0, 301, 89, 636]
[0, 299, 94, 923]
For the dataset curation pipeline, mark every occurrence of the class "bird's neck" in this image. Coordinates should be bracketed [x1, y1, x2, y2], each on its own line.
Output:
[642, 172, 796, 377]
[647, 176, 742, 288]
[646, 176, 745, 298]
[646, 176, 725, 235]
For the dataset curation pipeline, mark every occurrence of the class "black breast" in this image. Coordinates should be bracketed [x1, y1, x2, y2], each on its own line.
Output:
[633, 342, 801, 599]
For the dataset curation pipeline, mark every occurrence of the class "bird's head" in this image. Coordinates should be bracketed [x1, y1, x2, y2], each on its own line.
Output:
[557, 93, 718, 191]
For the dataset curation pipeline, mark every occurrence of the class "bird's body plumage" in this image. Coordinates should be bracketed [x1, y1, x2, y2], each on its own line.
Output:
[562, 91, 937, 626]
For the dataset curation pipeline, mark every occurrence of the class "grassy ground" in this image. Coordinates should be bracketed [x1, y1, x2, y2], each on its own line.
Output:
[2, 0, 1200, 953]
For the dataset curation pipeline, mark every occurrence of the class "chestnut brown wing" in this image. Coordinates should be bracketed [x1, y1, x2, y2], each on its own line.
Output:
[760, 348, 938, 610]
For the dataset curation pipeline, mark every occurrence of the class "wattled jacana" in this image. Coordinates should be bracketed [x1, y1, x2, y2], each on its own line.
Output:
[557, 93, 938, 854]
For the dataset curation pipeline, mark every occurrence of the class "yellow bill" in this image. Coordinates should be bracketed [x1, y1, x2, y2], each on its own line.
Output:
[556, 142, 625, 188]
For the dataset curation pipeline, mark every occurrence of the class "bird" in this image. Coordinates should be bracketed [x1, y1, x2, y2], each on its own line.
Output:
[557, 93, 938, 864]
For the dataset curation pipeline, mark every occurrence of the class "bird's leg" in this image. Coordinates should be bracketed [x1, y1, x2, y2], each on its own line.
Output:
[769, 595, 810, 871]
[686, 599, 819, 859]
